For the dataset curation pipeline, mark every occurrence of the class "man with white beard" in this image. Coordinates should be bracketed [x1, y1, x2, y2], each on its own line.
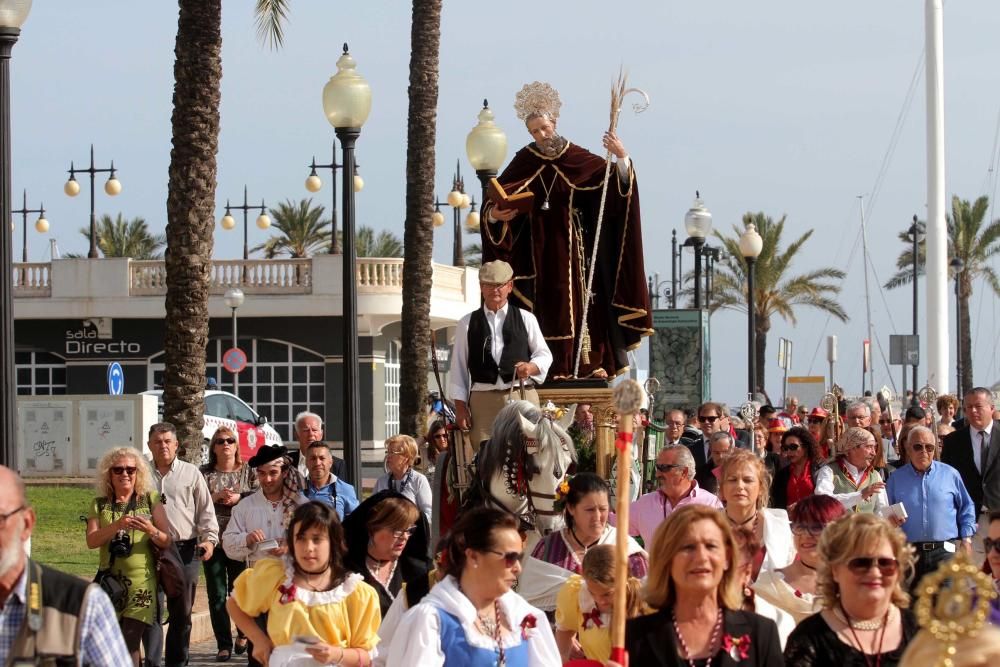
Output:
[0, 465, 130, 665]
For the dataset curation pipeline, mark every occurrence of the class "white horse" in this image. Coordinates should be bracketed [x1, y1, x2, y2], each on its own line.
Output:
[474, 400, 577, 546]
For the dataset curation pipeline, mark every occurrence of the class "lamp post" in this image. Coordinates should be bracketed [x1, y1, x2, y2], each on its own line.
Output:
[647, 273, 672, 310]
[64, 145, 121, 259]
[223, 287, 245, 394]
[12, 189, 46, 262]
[908, 215, 922, 399]
[305, 142, 364, 254]
[950, 256, 964, 399]
[431, 161, 477, 266]
[684, 192, 713, 308]
[0, 0, 31, 468]
[219, 185, 270, 262]
[323, 43, 371, 489]
[465, 99, 508, 217]
[740, 222, 764, 397]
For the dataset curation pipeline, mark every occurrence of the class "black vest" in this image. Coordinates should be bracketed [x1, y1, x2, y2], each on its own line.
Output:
[467, 305, 531, 385]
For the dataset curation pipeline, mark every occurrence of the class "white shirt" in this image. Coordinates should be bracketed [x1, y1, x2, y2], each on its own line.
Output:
[448, 302, 552, 401]
[221, 489, 306, 564]
[816, 460, 889, 512]
[973, 423, 994, 474]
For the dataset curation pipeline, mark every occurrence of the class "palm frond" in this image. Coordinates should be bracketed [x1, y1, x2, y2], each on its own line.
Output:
[254, 0, 290, 50]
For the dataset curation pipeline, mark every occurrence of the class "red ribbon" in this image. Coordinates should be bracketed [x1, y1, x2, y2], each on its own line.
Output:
[615, 431, 634, 453]
[608, 647, 628, 667]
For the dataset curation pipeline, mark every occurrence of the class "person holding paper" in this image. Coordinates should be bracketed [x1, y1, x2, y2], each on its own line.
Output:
[815, 427, 889, 514]
[886, 425, 976, 589]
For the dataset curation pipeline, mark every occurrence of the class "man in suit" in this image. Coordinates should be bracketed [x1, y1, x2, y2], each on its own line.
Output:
[289, 411, 345, 482]
[687, 402, 727, 479]
[662, 408, 689, 447]
[942, 388, 1000, 519]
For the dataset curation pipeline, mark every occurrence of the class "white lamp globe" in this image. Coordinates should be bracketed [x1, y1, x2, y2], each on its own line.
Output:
[34, 216, 48, 233]
[220, 214, 236, 230]
[256, 213, 271, 230]
[353, 174, 364, 192]
[64, 179, 80, 197]
[305, 174, 322, 192]
[432, 210, 445, 227]
[105, 178, 122, 196]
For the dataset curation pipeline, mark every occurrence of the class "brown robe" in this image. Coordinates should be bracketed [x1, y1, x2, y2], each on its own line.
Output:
[481, 141, 652, 379]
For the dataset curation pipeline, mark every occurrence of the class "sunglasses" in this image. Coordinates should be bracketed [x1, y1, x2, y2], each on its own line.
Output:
[780, 443, 801, 452]
[486, 549, 524, 568]
[910, 443, 936, 453]
[111, 466, 137, 476]
[846, 557, 899, 576]
[655, 463, 685, 473]
[983, 538, 1000, 554]
[698, 415, 719, 423]
[214, 437, 237, 445]
[432, 433, 449, 440]
[391, 525, 417, 540]
[791, 523, 825, 537]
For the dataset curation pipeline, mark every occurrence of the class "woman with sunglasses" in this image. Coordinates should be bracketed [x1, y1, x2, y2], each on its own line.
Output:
[374, 434, 433, 525]
[770, 426, 822, 510]
[423, 419, 450, 485]
[753, 495, 846, 641]
[87, 446, 172, 666]
[784, 513, 918, 666]
[342, 490, 432, 617]
[200, 426, 258, 661]
[717, 449, 795, 580]
[387, 506, 560, 666]
[611, 504, 784, 667]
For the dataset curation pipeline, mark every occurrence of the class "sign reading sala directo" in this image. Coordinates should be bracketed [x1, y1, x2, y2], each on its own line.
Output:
[63, 318, 144, 358]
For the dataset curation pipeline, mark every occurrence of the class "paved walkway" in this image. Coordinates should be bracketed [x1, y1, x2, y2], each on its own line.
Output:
[185, 637, 251, 666]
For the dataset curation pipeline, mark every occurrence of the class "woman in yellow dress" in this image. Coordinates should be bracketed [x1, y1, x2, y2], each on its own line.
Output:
[227, 501, 381, 667]
[554, 544, 645, 662]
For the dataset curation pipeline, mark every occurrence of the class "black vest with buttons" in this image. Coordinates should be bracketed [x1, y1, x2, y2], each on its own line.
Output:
[466, 305, 530, 385]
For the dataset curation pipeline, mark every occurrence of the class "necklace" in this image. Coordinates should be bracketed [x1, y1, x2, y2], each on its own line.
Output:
[727, 511, 758, 528]
[539, 170, 559, 211]
[366, 554, 398, 591]
[458, 581, 506, 666]
[569, 526, 601, 554]
[673, 606, 723, 667]
[798, 559, 817, 571]
[301, 563, 331, 591]
[840, 602, 890, 667]
[836, 602, 888, 630]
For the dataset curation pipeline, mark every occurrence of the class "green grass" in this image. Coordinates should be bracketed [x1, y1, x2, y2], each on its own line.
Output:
[27, 485, 99, 578]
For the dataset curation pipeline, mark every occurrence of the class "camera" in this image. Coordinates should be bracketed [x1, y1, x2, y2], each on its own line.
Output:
[195, 546, 207, 558]
[109, 531, 132, 558]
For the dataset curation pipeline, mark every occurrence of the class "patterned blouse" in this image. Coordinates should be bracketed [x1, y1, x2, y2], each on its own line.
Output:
[200, 464, 257, 533]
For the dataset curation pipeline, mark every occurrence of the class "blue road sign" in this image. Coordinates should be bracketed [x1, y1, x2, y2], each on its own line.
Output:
[108, 362, 125, 395]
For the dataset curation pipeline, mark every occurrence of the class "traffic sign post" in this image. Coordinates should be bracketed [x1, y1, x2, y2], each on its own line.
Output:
[223, 347, 247, 374]
[107, 362, 124, 395]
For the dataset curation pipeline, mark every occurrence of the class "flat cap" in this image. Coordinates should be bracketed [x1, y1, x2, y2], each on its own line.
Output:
[479, 260, 513, 284]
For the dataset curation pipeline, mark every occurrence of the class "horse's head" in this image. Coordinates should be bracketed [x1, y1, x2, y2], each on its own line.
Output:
[516, 407, 577, 535]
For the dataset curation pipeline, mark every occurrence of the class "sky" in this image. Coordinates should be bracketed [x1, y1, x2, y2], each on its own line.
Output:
[9, 1, 1000, 408]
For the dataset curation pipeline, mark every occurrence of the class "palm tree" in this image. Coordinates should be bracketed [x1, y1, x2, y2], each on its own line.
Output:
[463, 227, 482, 267]
[709, 212, 849, 393]
[252, 198, 331, 258]
[70, 214, 166, 259]
[884, 195, 1000, 395]
[399, 0, 442, 437]
[162, 1, 287, 462]
[350, 226, 403, 258]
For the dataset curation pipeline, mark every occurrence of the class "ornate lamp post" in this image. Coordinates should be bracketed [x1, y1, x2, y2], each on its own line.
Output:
[0, 0, 31, 467]
[12, 189, 46, 262]
[431, 161, 477, 266]
[465, 99, 507, 219]
[684, 192, 713, 308]
[219, 185, 270, 261]
[739, 222, 763, 397]
[323, 43, 371, 488]
[223, 287, 245, 393]
[950, 256, 964, 399]
[305, 142, 364, 254]
[64, 145, 121, 258]
[908, 214, 922, 399]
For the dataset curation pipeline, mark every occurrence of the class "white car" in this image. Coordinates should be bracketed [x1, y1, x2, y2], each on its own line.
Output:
[140, 389, 283, 464]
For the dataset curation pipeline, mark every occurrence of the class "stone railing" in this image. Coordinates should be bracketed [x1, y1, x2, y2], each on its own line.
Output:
[356, 258, 404, 289]
[11, 263, 51, 296]
[130, 259, 312, 296]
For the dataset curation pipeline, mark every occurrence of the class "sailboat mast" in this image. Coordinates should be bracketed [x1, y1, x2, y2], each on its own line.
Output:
[859, 195, 875, 394]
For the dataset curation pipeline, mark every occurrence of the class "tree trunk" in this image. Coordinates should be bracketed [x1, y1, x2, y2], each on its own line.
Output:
[399, 0, 441, 437]
[959, 272, 973, 397]
[163, 0, 221, 462]
[755, 315, 770, 402]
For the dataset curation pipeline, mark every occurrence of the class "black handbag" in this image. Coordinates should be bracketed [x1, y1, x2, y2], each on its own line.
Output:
[94, 567, 127, 611]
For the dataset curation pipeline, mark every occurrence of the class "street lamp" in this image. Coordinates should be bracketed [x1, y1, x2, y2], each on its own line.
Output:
[907, 214, 923, 399]
[323, 42, 371, 489]
[0, 0, 32, 468]
[305, 142, 364, 254]
[950, 256, 964, 398]
[647, 273, 673, 310]
[64, 145, 121, 258]
[219, 185, 270, 261]
[466, 99, 508, 208]
[433, 160, 477, 266]
[12, 188, 46, 262]
[739, 222, 763, 397]
[684, 191, 713, 308]
[223, 287, 245, 394]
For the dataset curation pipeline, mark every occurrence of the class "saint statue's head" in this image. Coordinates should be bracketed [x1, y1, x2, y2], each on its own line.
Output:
[515, 82, 567, 157]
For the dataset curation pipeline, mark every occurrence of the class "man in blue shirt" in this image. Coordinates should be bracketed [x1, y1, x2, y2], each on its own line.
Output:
[304, 441, 360, 519]
[887, 424, 976, 588]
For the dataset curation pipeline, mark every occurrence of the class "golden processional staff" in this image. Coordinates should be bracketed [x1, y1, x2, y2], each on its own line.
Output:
[572, 74, 649, 376]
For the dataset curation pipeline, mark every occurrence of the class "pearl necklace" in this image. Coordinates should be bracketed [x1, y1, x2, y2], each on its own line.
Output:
[836, 604, 887, 630]
[673, 607, 723, 667]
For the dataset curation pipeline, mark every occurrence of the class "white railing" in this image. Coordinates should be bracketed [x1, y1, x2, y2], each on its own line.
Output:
[130, 259, 312, 296]
[12, 264, 51, 296]
[357, 258, 404, 289]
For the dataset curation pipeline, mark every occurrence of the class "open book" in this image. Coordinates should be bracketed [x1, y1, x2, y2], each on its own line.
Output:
[488, 178, 534, 214]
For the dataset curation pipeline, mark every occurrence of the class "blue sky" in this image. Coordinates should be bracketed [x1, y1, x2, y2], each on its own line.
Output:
[9, 2, 1000, 406]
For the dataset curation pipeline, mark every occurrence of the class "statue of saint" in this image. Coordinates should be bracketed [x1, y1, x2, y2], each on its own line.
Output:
[481, 82, 652, 380]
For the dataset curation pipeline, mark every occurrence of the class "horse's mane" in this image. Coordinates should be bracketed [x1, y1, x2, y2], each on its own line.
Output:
[477, 400, 541, 483]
